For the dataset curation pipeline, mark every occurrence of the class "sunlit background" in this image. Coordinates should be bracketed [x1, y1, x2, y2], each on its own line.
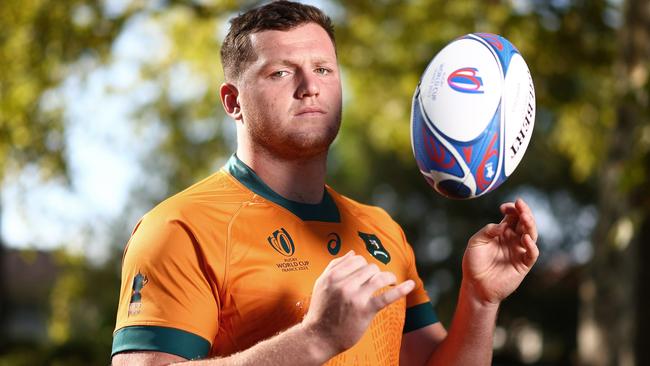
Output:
[1, 0, 649, 365]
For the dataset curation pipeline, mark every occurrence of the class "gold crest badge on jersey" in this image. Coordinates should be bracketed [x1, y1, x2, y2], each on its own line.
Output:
[358, 232, 391, 264]
[128, 272, 148, 316]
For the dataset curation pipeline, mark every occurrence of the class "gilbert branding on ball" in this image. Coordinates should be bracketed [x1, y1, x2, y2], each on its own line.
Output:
[410, 33, 535, 199]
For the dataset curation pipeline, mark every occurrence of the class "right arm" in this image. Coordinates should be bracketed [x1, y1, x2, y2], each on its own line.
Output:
[112, 322, 331, 366]
[112, 251, 415, 366]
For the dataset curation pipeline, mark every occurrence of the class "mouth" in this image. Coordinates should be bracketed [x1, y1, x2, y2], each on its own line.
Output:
[295, 107, 326, 117]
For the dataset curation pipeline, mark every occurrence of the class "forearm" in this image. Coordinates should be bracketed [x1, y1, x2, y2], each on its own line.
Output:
[174, 322, 336, 366]
[426, 281, 499, 366]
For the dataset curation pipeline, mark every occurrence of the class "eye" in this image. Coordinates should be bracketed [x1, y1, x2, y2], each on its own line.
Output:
[315, 67, 331, 75]
[271, 70, 290, 78]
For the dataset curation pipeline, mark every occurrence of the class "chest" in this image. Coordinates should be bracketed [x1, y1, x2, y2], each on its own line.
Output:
[211, 207, 408, 356]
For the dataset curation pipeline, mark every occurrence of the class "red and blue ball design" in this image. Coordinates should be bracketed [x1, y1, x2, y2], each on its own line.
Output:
[411, 33, 535, 199]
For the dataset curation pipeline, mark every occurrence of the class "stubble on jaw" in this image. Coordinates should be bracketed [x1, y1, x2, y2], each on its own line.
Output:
[245, 107, 342, 162]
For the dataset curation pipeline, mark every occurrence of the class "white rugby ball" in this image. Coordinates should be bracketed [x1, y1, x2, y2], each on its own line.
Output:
[411, 33, 535, 199]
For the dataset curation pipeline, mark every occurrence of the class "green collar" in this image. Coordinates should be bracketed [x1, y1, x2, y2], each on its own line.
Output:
[226, 154, 340, 223]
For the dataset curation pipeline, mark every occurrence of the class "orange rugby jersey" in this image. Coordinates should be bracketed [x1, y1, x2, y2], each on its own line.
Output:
[112, 155, 438, 365]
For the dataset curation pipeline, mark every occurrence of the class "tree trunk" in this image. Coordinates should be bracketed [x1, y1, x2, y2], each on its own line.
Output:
[637, 212, 650, 366]
[578, 0, 650, 365]
[0, 206, 5, 350]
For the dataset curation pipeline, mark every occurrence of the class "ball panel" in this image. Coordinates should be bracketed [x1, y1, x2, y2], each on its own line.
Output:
[471, 33, 519, 75]
[411, 88, 465, 179]
[438, 180, 472, 199]
[468, 104, 503, 196]
[419, 38, 503, 143]
[502, 55, 536, 177]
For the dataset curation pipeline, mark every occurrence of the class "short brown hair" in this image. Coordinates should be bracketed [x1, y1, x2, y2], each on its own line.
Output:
[220, 0, 335, 81]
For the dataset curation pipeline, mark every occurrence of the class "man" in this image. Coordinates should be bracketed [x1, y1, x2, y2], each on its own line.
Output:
[111, 1, 539, 365]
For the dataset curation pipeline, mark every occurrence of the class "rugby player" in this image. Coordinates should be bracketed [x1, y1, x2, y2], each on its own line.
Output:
[111, 2, 539, 365]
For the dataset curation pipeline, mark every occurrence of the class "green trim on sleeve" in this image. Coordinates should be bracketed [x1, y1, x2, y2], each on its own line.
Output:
[112, 326, 210, 360]
[403, 302, 439, 333]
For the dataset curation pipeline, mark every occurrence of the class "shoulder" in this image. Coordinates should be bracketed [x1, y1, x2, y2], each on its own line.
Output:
[126, 169, 255, 254]
[145, 169, 253, 226]
[328, 187, 402, 231]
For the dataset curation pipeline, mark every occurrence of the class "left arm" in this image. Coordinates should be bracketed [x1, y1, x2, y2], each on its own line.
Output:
[400, 198, 539, 366]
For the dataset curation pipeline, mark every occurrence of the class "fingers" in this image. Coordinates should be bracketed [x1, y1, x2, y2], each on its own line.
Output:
[343, 262, 382, 289]
[355, 270, 397, 299]
[323, 253, 411, 313]
[515, 198, 533, 217]
[503, 226, 520, 247]
[500, 201, 516, 214]
[339, 260, 401, 302]
[522, 233, 539, 267]
[518, 211, 538, 242]
[501, 224, 539, 270]
[325, 251, 379, 284]
[369, 280, 415, 311]
[500, 198, 538, 242]
[500, 202, 518, 227]
[324, 250, 355, 272]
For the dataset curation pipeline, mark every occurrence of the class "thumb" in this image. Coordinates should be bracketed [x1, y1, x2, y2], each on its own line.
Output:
[469, 223, 506, 246]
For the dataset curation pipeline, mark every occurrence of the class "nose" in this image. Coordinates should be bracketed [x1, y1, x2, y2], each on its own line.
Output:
[295, 70, 320, 99]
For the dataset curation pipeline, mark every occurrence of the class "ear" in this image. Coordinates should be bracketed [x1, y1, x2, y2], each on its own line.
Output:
[220, 83, 242, 120]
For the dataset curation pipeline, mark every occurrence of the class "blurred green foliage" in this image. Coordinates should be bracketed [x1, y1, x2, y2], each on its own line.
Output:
[0, 0, 128, 182]
[0, 0, 648, 365]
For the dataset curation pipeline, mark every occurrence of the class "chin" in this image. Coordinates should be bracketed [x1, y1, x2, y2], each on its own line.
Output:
[247, 116, 341, 160]
[276, 139, 332, 160]
[272, 129, 338, 160]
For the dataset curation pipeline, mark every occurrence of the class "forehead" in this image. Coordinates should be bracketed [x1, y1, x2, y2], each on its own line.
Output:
[248, 23, 337, 64]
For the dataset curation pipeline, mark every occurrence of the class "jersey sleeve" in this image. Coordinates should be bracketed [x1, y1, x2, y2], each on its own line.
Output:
[111, 211, 219, 360]
[399, 226, 440, 333]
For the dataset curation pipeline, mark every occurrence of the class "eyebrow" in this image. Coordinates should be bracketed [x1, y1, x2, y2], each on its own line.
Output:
[260, 57, 336, 70]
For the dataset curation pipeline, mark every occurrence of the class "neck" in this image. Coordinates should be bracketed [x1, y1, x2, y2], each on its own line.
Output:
[236, 146, 328, 205]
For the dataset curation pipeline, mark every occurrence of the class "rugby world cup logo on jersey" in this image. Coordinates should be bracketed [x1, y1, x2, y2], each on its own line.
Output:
[268, 228, 312, 272]
[267, 228, 295, 257]
[447, 67, 484, 94]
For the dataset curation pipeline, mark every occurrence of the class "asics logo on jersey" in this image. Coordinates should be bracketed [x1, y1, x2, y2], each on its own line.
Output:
[267, 228, 296, 257]
[358, 232, 391, 264]
[327, 233, 341, 255]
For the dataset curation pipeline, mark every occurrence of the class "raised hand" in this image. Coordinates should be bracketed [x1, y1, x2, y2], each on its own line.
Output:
[462, 198, 539, 305]
[302, 251, 415, 355]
